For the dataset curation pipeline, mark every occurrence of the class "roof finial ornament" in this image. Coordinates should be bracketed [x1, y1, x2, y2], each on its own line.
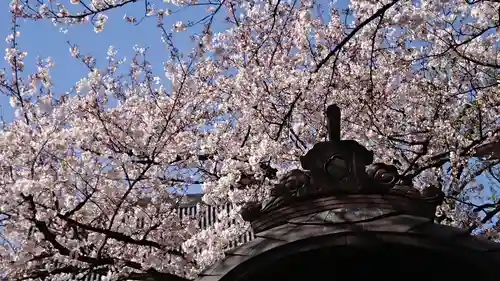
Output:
[327, 104, 341, 142]
[241, 104, 444, 230]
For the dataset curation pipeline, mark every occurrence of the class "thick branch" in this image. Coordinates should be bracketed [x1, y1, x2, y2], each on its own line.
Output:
[20, 194, 188, 280]
[58, 215, 186, 258]
[313, 0, 399, 73]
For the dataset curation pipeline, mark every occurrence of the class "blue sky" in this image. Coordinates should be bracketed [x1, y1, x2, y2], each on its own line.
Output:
[0, 0, 222, 122]
[0, 0, 351, 120]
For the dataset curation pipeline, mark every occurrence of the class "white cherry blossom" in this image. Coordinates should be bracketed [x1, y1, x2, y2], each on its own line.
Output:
[1, 0, 500, 280]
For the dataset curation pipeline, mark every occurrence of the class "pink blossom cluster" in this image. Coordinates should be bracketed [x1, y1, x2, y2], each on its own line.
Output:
[1, 0, 499, 280]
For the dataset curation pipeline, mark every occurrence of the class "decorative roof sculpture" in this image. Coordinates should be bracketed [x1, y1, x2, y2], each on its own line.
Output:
[241, 104, 444, 233]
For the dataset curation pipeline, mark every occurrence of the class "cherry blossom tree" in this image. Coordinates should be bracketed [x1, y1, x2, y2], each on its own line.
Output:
[1, 0, 500, 280]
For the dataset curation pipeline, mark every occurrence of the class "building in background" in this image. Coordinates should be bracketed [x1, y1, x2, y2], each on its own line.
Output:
[178, 194, 254, 247]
